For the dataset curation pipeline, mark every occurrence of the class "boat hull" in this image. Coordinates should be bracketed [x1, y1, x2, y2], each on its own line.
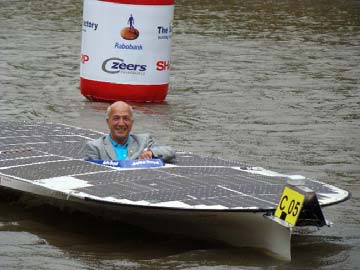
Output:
[0, 122, 350, 260]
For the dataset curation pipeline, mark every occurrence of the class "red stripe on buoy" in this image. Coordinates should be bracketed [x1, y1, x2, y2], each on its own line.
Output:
[80, 78, 168, 103]
[100, 0, 174, 5]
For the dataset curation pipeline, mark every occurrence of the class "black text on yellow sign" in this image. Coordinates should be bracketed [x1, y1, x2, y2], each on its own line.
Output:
[275, 186, 305, 226]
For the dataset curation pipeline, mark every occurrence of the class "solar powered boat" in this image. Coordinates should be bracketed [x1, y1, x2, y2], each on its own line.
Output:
[0, 122, 350, 260]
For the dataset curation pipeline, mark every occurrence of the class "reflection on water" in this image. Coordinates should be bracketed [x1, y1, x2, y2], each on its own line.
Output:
[0, 196, 350, 270]
[0, 0, 359, 269]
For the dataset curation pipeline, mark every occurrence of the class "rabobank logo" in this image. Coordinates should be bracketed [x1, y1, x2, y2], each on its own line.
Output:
[102, 57, 147, 75]
[114, 42, 143, 51]
[120, 14, 139, 40]
[116, 14, 143, 50]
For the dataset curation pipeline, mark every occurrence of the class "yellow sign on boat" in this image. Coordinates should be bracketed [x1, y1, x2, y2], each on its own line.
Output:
[275, 186, 305, 226]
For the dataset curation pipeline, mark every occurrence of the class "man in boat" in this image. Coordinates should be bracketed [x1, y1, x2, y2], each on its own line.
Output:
[84, 101, 175, 162]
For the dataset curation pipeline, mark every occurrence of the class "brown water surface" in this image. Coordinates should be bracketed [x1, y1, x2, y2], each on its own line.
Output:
[0, 0, 359, 269]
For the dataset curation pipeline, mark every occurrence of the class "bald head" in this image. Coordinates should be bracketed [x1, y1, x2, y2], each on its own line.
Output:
[106, 101, 133, 120]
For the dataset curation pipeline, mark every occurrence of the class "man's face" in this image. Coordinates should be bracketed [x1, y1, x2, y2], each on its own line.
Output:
[107, 104, 133, 144]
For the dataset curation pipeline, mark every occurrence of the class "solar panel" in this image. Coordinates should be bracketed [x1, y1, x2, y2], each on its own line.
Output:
[0, 121, 349, 211]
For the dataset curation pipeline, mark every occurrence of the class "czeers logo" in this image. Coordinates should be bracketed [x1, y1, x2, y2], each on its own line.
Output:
[121, 14, 139, 40]
[102, 57, 147, 75]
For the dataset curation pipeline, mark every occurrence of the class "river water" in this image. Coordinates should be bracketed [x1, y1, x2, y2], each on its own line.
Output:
[0, 0, 359, 269]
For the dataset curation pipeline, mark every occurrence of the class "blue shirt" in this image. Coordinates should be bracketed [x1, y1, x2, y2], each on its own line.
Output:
[109, 135, 129, 160]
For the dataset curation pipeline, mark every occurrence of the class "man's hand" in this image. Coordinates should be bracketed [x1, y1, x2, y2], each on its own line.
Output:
[138, 148, 153, 159]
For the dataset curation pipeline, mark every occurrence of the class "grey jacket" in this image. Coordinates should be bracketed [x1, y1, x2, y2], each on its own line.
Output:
[84, 134, 176, 162]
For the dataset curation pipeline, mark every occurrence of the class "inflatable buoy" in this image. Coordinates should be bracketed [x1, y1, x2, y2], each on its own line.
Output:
[80, 0, 174, 102]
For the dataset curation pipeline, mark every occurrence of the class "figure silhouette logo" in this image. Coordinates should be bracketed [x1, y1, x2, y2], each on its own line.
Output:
[121, 14, 139, 40]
